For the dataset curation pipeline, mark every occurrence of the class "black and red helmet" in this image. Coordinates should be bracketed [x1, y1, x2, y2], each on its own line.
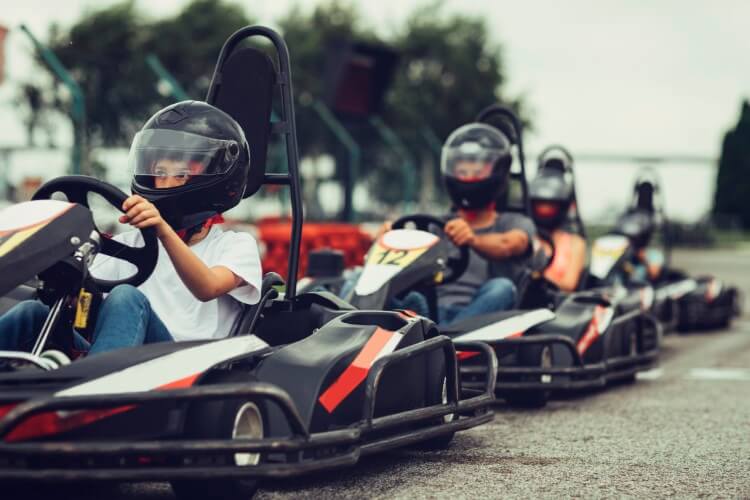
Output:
[530, 154, 575, 230]
[441, 123, 513, 210]
[130, 100, 251, 231]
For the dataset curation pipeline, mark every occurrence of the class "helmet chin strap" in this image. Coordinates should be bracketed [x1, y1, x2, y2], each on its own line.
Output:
[176, 214, 225, 243]
[461, 202, 496, 222]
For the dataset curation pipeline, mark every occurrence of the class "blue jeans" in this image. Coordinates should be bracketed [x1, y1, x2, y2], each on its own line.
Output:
[0, 285, 173, 356]
[438, 277, 517, 326]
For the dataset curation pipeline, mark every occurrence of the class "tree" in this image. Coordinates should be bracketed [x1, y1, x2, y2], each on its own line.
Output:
[145, 0, 252, 100]
[713, 100, 750, 229]
[45, 1, 154, 146]
[276, 1, 525, 207]
[23, 0, 252, 148]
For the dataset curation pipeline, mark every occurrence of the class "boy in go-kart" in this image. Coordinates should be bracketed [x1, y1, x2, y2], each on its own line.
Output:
[0, 101, 262, 356]
[350, 123, 537, 326]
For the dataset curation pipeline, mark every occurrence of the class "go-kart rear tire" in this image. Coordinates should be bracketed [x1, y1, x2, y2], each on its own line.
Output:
[505, 345, 552, 408]
[171, 372, 267, 500]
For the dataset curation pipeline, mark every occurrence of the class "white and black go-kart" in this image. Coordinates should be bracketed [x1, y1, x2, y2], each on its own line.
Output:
[589, 171, 740, 332]
[0, 26, 497, 500]
[344, 209, 660, 408]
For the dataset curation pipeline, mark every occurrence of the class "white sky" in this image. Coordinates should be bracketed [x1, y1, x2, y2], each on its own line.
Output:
[0, 0, 748, 222]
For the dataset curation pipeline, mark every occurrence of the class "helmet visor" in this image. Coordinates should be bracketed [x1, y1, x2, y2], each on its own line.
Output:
[129, 129, 241, 184]
[441, 147, 504, 182]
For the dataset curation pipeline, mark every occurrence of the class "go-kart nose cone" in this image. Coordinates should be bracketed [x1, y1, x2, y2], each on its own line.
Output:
[0, 200, 96, 297]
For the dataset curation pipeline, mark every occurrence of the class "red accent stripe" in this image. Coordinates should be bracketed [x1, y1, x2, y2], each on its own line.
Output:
[576, 305, 606, 355]
[3, 372, 203, 442]
[0, 403, 17, 420]
[158, 373, 201, 390]
[457, 351, 480, 361]
[318, 328, 396, 413]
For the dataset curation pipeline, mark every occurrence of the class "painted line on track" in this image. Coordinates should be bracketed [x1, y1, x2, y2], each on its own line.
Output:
[636, 367, 664, 380]
[686, 368, 750, 381]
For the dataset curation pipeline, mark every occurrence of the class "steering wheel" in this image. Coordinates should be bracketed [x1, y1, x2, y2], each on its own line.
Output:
[391, 214, 470, 284]
[32, 176, 159, 292]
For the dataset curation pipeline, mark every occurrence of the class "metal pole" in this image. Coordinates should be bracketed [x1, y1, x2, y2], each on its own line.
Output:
[311, 100, 361, 222]
[145, 53, 190, 101]
[370, 116, 416, 209]
[20, 24, 85, 175]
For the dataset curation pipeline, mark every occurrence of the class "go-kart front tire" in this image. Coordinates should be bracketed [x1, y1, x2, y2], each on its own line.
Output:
[504, 345, 552, 408]
[171, 373, 267, 500]
[414, 374, 455, 450]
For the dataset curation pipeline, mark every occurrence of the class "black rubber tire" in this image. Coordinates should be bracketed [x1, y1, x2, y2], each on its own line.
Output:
[621, 329, 639, 384]
[413, 372, 455, 450]
[505, 345, 552, 408]
[170, 372, 266, 500]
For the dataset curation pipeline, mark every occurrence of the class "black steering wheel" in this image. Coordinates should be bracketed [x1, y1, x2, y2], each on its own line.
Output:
[391, 214, 470, 284]
[32, 176, 159, 292]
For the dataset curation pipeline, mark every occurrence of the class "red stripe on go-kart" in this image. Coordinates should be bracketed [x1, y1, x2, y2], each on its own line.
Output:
[576, 305, 609, 355]
[3, 372, 202, 443]
[318, 328, 399, 413]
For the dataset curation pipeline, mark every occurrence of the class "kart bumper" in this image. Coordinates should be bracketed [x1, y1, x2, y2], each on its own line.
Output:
[676, 287, 740, 331]
[0, 338, 496, 481]
[460, 313, 660, 393]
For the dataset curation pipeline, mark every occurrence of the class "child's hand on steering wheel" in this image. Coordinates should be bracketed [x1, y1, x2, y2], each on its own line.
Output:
[445, 218, 476, 247]
[120, 195, 169, 238]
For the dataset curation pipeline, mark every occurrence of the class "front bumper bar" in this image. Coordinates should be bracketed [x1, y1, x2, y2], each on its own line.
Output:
[0, 337, 496, 481]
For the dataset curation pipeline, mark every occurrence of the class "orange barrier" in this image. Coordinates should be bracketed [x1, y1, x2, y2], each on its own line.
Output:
[257, 217, 372, 279]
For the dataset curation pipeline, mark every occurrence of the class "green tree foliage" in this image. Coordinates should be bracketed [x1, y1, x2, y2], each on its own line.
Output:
[714, 100, 750, 229]
[45, 1, 153, 146]
[24, 0, 250, 147]
[20, 0, 524, 209]
[277, 1, 378, 155]
[145, 0, 251, 100]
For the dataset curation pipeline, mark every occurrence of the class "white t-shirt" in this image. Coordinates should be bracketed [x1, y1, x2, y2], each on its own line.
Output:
[90, 226, 262, 341]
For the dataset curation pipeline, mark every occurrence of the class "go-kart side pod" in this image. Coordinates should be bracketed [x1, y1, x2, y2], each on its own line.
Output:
[0, 313, 496, 481]
[453, 295, 660, 405]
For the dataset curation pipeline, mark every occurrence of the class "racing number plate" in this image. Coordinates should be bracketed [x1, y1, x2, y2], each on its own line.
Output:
[366, 243, 429, 268]
[365, 229, 441, 268]
[590, 235, 629, 279]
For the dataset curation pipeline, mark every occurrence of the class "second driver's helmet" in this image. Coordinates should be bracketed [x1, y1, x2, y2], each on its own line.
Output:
[441, 123, 513, 210]
[130, 100, 251, 231]
[529, 155, 575, 230]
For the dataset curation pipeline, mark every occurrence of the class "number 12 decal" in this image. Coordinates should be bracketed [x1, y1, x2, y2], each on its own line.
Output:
[376, 248, 409, 265]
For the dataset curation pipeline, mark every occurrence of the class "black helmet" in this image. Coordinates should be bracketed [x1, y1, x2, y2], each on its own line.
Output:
[441, 123, 512, 210]
[530, 154, 574, 229]
[616, 172, 660, 248]
[130, 100, 251, 231]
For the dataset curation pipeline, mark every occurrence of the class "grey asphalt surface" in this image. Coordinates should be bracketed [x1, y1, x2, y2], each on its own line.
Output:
[19, 248, 750, 499]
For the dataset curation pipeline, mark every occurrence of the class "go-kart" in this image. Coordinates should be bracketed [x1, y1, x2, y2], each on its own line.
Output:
[342, 106, 660, 408]
[0, 26, 496, 499]
[589, 168, 740, 332]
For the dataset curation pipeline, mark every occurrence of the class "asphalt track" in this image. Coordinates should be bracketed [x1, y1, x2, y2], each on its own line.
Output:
[16, 248, 750, 499]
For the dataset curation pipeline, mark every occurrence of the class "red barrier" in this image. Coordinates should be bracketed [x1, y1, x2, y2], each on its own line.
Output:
[257, 217, 372, 279]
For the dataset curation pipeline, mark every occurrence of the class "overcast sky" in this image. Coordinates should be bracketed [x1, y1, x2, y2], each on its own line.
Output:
[1, 0, 749, 157]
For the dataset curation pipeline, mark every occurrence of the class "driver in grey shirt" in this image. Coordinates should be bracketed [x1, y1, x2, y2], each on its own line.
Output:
[433, 123, 536, 325]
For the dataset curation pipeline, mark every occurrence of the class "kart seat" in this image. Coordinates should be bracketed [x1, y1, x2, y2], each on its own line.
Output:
[250, 289, 355, 347]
